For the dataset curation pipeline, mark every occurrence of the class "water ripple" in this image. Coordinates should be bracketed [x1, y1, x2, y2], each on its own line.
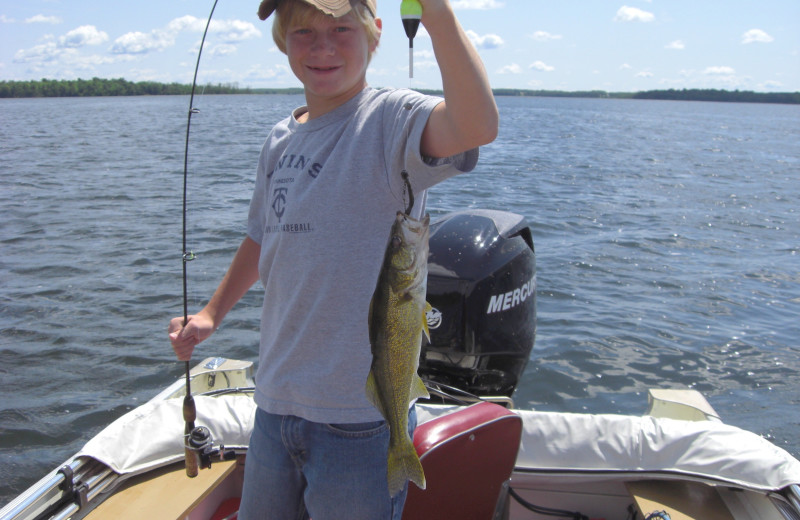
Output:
[1, 94, 799, 505]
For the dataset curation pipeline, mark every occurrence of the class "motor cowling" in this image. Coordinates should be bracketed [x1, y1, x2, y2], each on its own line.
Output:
[422, 210, 536, 398]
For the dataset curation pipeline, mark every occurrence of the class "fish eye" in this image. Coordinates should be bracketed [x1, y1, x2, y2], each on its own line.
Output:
[391, 235, 402, 249]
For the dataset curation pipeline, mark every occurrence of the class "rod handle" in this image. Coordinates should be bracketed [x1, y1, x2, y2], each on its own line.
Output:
[183, 393, 199, 477]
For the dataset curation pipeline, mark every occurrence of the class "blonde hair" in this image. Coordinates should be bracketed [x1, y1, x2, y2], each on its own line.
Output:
[272, 0, 380, 57]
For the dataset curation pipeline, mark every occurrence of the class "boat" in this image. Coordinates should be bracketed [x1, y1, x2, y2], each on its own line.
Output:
[3, 210, 800, 520]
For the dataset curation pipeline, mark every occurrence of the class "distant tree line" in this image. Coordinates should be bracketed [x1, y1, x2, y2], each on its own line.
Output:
[491, 88, 798, 104]
[250, 87, 305, 95]
[631, 88, 800, 104]
[492, 89, 629, 99]
[0, 77, 248, 98]
[1, 78, 798, 105]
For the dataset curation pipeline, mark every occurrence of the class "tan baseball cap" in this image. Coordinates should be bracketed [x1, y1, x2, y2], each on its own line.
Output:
[258, 0, 374, 21]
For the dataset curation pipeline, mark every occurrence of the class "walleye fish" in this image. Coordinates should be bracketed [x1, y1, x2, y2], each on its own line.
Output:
[366, 211, 431, 497]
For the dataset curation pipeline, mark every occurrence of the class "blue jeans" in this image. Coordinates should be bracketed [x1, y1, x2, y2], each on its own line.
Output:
[238, 407, 417, 520]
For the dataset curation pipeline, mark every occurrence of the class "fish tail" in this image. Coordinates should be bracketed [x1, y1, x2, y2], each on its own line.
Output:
[387, 437, 426, 497]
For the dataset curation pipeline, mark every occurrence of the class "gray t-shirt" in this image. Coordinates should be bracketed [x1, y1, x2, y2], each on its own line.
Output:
[247, 87, 478, 424]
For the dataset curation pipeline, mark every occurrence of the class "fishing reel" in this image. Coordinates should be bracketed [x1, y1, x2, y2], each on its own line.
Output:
[185, 425, 237, 472]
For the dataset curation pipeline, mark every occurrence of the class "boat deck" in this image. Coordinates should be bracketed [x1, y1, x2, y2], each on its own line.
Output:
[627, 480, 735, 520]
[84, 459, 241, 520]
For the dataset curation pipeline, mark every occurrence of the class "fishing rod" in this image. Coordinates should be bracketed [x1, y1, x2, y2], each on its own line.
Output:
[180, 0, 220, 479]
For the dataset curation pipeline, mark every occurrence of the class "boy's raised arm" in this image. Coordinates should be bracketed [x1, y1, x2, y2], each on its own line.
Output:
[419, 0, 499, 159]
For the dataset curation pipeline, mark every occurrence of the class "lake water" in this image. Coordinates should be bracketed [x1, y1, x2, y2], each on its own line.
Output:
[1, 93, 799, 505]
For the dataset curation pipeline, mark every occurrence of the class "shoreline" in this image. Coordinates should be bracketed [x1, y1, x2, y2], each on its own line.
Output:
[1, 78, 799, 105]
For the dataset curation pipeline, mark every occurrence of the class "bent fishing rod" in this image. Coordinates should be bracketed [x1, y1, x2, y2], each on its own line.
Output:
[179, 0, 219, 479]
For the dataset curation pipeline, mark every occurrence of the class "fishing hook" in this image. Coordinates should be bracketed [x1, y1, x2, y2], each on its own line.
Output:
[180, 0, 220, 479]
[401, 170, 414, 215]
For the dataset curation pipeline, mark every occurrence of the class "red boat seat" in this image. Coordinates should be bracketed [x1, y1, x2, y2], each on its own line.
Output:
[210, 497, 239, 520]
[402, 401, 523, 520]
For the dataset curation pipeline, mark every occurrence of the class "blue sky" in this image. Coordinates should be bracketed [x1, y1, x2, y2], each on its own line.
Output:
[2, 0, 798, 92]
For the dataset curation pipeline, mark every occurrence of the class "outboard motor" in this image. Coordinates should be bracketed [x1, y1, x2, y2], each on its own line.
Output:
[422, 210, 536, 399]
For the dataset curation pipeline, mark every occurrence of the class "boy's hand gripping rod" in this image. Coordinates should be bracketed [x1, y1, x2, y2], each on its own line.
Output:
[400, 0, 422, 78]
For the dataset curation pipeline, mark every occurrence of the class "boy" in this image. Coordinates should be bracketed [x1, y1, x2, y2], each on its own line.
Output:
[168, 0, 497, 518]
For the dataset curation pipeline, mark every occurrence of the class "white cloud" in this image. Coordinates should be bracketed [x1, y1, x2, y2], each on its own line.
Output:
[71, 53, 126, 69]
[530, 31, 562, 42]
[758, 80, 783, 90]
[166, 15, 207, 33]
[451, 0, 503, 9]
[411, 59, 438, 72]
[166, 16, 260, 42]
[530, 60, 555, 72]
[367, 65, 391, 77]
[60, 25, 109, 48]
[244, 63, 291, 83]
[465, 30, 503, 50]
[619, 63, 632, 70]
[14, 25, 109, 63]
[704, 66, 735, 75]
[498, 63, 522, 74]
[112, 31, 172, 54]
[614, 6, 655, 22]
[742, 29, 774, 44]
[210, 19, 261, 43]
[636, 71, 654, 78]
[665, 40, 685, 50]
[1, 14, 16, 23]
[113, 16, 261, 55]
[25, 15, 62, 24]
[206, 43, 238, 57]
[14, 39, 61, 63]
[14, 37, 130, 72]
[657, 78, 684, 87]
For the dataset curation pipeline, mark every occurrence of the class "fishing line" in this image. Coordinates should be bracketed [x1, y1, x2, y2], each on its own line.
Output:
[401, 170, 414, 215]
[180, 0, 219, 478]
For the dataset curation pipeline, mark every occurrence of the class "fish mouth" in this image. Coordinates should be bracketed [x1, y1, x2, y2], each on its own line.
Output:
[394, 213, 430, 248]
[397, 212, 430, 230]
